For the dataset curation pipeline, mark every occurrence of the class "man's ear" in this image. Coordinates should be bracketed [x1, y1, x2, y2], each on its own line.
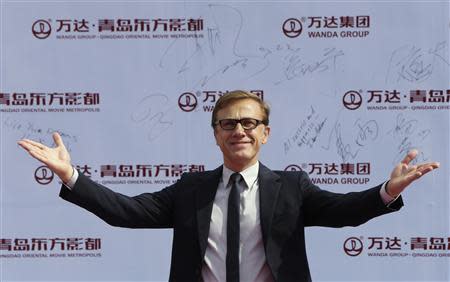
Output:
[261, 126, 270, 144]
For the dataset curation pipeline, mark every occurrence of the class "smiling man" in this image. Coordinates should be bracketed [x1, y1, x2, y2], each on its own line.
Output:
[18, 90, 439, 282]
[212, 93, 270, 172]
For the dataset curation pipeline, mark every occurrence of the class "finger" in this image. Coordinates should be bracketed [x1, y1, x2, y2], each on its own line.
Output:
[394, 163, 406, 174]
[405, 164, 437, 182]
[417, 165, 437, 175]
[401, 149, 418, 165]
[404, 163, 439, 186]
[20, 139, 47, 150]
[403, 170, 422, 184]
[406, 165, 417, 174]
[28, 149, 49, 164]
[18, 140, 30, 151]
[416, 162, 440, 169]
[53, 132, 65, 147]
[413, 163, 439, 175]
[18, 140, 43, 152]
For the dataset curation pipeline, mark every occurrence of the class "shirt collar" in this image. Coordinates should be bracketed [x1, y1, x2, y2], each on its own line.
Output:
[222, 162, 259, 189]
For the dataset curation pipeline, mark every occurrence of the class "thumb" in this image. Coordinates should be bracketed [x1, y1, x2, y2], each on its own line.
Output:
[53, 132, 65, 148]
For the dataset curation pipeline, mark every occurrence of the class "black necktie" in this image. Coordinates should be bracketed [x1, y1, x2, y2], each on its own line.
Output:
[226, 173, 241, 282]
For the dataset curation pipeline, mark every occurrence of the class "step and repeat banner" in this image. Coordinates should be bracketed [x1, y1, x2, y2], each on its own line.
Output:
[1, 1, 449, 281]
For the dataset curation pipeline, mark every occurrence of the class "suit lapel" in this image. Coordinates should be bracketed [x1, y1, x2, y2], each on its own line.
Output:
[196, 165, 222, 258]
[195, 164, 281, 257]
[258, 163, 281, 248]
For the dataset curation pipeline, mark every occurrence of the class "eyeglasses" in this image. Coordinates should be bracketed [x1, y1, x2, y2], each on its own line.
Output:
[215, 118, 265, 130]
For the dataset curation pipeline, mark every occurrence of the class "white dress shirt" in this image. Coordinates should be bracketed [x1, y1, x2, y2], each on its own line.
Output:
[201, 162, 273, 282]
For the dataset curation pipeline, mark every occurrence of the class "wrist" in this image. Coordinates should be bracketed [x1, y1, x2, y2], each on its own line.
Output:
[385, 181, 399, 198]
[58, 165, 74, 184]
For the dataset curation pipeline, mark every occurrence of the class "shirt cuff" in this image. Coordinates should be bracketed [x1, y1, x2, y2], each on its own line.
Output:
[63, 167, 79, 190]
[379, 181, 399, 205]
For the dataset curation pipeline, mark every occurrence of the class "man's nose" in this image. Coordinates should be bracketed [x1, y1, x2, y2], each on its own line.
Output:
[231, 122, 246, 135]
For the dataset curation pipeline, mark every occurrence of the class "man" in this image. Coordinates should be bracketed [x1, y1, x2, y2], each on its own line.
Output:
[18, 90, 439, 282]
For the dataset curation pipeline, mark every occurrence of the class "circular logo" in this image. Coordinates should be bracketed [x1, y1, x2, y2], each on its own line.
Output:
[32, 20, 52, 39]
[284, 164, 302, 171]
[178, 92, 198, 112]
[282, 18, 302, 38]
[342, 90, 362, 110]
[34, 165, 54, 185]
[343, 237, 363, 256]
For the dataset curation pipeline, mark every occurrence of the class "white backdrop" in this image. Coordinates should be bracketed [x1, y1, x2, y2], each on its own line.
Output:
[1, 1, 449, 281]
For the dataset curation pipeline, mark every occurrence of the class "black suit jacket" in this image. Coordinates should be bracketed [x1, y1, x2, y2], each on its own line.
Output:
[60, 163, 402, 282]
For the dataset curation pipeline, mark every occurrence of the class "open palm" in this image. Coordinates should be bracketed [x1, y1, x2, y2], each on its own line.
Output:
[386, 149, 440, 197]
[18, 132, 73, 183]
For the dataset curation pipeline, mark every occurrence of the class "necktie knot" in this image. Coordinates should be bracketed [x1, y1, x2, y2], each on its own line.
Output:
[229, 173, 242, 187]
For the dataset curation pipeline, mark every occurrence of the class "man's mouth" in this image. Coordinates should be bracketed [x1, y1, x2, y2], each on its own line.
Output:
[229, 141, 253, 149]
[230, 141, 252, 145]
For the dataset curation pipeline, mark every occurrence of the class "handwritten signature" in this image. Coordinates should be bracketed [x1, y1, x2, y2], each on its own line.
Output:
[130, 94, 174, 142]
[386, 41, 449, 83]
[159, 4, 269, 88]
[275, 47, 344, 84]
[387, 113, 430, 164]
[159, 4, 346, 88]
[354, 119, 379, 147]
[284, 106, 327, 154]
[323, 118, 379, 162]
[4, 117, 78, 151]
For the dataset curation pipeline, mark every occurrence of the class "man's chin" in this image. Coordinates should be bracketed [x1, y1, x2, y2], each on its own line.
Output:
[229, 153, 256, 165]
[228, 148, 250, 157]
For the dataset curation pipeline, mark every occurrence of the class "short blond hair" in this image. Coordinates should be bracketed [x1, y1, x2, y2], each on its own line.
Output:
[211, 90, 270, 127]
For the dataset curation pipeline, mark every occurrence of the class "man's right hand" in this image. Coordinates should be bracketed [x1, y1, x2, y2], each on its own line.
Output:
[18, 132, 73, 183]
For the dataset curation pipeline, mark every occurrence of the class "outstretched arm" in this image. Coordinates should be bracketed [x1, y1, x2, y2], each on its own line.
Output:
[19, 132, 176, 228]
[18, 132, 73, 183]
[386, 149, 440, 198]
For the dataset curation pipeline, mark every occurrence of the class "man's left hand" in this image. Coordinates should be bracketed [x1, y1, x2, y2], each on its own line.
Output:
[386, 149, 440, 197]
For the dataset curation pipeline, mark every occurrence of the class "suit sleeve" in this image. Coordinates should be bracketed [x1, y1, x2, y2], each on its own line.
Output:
[299, 172, 403, 227]
[59, 171, 179, 228]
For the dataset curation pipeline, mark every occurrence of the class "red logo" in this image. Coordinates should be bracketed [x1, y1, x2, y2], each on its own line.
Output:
[343, 237, 364, 256]
[32, 20, 52, 39]
[343, 90, 362, 110]
[282, 18, 302, 38]
[178, 92, 197, 112]
[34, 166, 54, 185]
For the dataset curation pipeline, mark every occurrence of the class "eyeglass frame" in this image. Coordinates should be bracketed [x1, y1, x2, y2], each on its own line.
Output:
[214, 118, 268, 131]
